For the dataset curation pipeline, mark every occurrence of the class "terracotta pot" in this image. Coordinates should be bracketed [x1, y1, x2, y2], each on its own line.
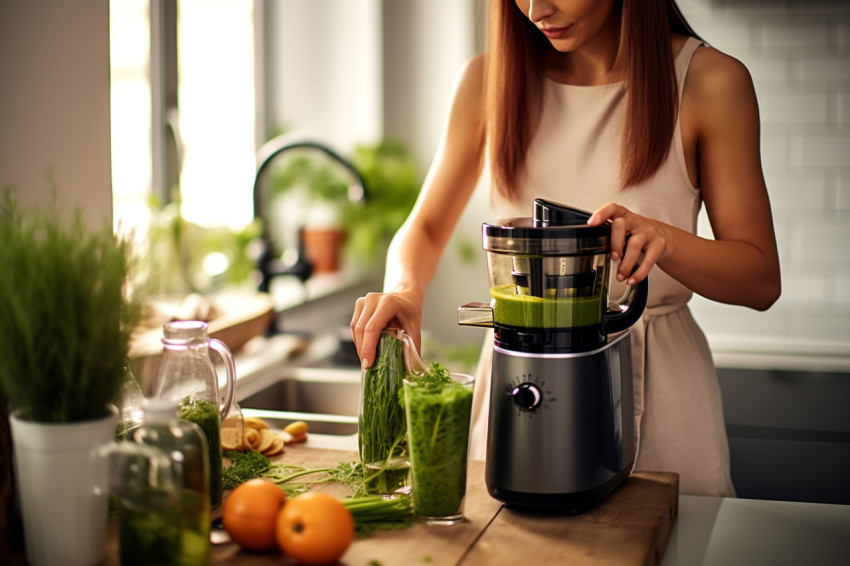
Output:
[302, 227, 344, 274]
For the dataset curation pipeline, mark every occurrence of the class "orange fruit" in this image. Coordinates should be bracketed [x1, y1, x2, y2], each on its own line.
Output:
[275, 492, 355, 564]
[222, 478, 287, 551]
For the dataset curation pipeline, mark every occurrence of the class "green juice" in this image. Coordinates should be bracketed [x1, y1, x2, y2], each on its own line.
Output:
[119, 488, 210, 566]
[491, 284, 603, 328]
[403, 376, 474, 519]
[180, 399, 222, 507]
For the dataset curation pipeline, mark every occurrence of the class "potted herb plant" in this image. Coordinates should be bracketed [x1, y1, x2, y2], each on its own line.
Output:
[0, 188, 142, 566]
[345, 140, 419, 264]
[265, 138, 420, 273]
[268, 150, 353, 274]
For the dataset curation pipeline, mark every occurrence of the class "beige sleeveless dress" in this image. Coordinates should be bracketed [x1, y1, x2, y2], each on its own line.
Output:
[470, 37, 736, 497]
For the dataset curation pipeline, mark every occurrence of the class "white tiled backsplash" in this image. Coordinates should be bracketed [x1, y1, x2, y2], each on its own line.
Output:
[680, 0, 850, 359]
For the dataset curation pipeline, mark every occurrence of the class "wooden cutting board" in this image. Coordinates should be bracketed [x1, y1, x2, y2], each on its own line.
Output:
[106, 445, 679, 566]
[464, 471, 679, 566]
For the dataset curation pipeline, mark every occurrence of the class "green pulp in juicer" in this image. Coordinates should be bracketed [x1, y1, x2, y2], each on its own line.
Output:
[491, 284, 603, 328]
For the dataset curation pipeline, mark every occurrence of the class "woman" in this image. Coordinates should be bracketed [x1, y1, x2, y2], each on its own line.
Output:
[350, 0, 780, 497]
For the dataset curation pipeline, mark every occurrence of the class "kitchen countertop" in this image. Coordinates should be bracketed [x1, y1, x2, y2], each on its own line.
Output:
[96, 440, 848, 565]
[105, 442, 677, 566]
[662, 494, 850, 566]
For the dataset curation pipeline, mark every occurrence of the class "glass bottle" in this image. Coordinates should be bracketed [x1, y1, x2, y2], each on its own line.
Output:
[116, 397, 211, 566]
[153, 320, 236, 508]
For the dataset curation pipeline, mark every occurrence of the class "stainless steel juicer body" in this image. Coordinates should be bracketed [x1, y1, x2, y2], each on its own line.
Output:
[486, 331, 636, 509]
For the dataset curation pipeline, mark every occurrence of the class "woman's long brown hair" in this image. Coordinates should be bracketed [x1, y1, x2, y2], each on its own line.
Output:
[485, 0, 700, 196]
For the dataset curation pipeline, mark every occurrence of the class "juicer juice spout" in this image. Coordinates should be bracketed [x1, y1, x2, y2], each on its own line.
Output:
[457, 302, 495, 328]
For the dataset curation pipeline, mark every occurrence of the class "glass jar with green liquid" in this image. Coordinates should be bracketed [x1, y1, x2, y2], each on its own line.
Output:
[115, 397, 211, 566]
[153, 320, 236, 508]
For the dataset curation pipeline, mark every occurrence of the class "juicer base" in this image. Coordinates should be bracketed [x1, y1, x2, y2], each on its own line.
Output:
[487, 465, 632, 513]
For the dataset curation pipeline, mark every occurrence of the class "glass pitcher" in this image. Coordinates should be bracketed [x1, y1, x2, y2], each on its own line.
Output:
[153, 320, 236, 508]
[358, 328, 426, 496]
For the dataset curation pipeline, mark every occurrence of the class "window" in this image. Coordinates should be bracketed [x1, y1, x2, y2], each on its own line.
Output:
[110, 0, 152, 236]
[110, 0, 256, 240]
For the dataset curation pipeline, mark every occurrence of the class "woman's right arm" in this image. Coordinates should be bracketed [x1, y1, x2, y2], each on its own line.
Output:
[350, 54, 486, 369]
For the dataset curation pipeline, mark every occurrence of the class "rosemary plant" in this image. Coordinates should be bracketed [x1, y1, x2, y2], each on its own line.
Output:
[0, 188, 143, 423]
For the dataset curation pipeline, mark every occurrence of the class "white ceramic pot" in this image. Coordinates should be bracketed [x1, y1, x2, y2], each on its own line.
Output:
[10, 408, 117, 566]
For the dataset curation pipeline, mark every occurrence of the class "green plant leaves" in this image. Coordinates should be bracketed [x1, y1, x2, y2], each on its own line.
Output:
[0, 188, 142, 423]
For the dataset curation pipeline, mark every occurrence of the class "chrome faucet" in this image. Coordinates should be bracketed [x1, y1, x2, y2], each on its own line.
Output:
[252, 134, 367, 292]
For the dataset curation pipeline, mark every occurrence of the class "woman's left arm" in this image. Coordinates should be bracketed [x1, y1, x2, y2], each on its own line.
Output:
[590, 48, 781, 311]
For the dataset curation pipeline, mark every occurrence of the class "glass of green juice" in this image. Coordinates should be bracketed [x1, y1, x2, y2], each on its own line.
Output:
[403, 372, 474, 524]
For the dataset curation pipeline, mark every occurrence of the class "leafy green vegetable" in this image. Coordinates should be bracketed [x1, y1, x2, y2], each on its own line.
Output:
[222, 451, 413, 536]
[410, 362, 452, 392]
[222, 450, 275, 490]
[223, 452, 365, 495]
[0, 187, 143, 423]
[343, 495, 414, 538]
[358, 332, 409, 494]
[222, 451, 315, 497]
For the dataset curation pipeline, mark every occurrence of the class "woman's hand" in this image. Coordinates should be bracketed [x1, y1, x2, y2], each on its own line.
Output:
[587, 203, 670, 285]
[350, 288, 424, 370]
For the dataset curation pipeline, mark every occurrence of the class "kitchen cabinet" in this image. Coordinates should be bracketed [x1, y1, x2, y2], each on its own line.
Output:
[717, 366, 850, 504]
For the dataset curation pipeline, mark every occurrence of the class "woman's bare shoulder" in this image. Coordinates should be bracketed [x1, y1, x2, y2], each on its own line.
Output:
[458, 53, 486, 90]
[686, 44, 756, 105]
[449, 53, 487, 121]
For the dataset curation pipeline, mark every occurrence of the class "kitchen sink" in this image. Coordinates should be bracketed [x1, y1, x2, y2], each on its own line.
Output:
[237, 367, 360, 436]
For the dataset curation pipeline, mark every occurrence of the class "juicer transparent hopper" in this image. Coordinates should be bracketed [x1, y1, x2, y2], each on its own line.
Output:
[459, 199, 648, 353]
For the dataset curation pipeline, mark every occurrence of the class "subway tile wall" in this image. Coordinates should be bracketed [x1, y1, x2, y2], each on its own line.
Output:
[679, 0, 850, 358]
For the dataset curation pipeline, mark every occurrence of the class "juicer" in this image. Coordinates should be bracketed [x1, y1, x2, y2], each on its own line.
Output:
[458, 199, 648, 510]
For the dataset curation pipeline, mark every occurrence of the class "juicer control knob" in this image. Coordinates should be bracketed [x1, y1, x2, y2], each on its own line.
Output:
[510, 382, 542, 411]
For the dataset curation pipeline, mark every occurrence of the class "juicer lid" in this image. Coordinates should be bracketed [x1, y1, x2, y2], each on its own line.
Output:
[483, 199, 610, 256]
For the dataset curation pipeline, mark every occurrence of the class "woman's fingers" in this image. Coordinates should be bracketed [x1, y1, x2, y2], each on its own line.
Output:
[629, 239, 664, 283]
[587, 202, 624, 226]
[609, 214, 629, 262]
[591, 203, 630, 261]
[589, 202, 667, 284]
[350, 292, 420, 370]
[619, 231, 643, 281]
[350, 293, 387, 369]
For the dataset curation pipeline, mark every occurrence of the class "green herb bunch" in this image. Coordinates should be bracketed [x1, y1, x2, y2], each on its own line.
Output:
[407, 362, 452, 394]
[358, 331, 409, 494]
[0, 188, 143, 423]
[222, 451, 414, 537]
